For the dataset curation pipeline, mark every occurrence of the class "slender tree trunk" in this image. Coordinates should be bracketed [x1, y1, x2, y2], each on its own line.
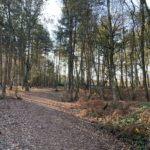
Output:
[9, 48, 14, 90]
[24, 48, 30, 91]
[107, 0, 119, 101]
[8, 46, 13, 88]
[130, 53, 136, 100]
[13, 38, 18, 98]
[129, 0, 137, 100]
[140, 0, 149, 101]
[124, 49, 128, 88]
[24, 1, 32, 91]
[120, 51, 124, 88]
[24, 27, 31, 91]
[0, 27, 2, 86]
[67, 16, 74, 101]
[80, 40, 85, 88]
[2, 44, 10, 97]
[74, 58, 80, 100]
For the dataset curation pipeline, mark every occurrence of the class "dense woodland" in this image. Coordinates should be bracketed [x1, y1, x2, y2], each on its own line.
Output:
[55, 0, 150, 102]
[0, 0, 54, 97]
[0, 0, 150, 101]
[0, 0, 150, 149]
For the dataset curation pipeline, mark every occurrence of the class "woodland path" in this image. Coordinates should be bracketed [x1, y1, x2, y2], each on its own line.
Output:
[0, 88, 128, 150]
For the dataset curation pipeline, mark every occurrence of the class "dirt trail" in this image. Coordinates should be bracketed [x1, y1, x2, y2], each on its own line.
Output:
[0, 88, 128, 150]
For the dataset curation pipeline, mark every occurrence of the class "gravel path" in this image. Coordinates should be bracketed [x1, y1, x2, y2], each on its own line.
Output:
[0, 89, 128, 150]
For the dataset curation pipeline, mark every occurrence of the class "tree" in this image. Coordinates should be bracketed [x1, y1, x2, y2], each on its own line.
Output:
[140, 0, 149, 101]
[0, 0, 53, 97]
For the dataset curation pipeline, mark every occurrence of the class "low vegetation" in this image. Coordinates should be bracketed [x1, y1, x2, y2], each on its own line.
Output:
[73, 97, 150, 149]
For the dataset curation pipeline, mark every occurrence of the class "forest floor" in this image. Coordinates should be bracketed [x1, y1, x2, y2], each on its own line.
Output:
[0, 88, 130, 150]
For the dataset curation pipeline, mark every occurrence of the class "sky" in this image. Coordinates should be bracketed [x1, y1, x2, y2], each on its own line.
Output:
[41, 0, 150, 40]
[41, 0, 62, 39]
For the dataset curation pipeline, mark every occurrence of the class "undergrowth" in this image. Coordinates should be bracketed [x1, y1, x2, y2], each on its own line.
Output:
[87, 101, 150, 150]
[111, 105, 150, 150]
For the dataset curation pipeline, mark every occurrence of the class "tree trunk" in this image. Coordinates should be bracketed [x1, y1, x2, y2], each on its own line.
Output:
[107, 0, 119, 101]
[140, 0, 149, 101]
[68, 17, 74, 101]
[0, 27, 2, 86]
[2, 45, 9, 97]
